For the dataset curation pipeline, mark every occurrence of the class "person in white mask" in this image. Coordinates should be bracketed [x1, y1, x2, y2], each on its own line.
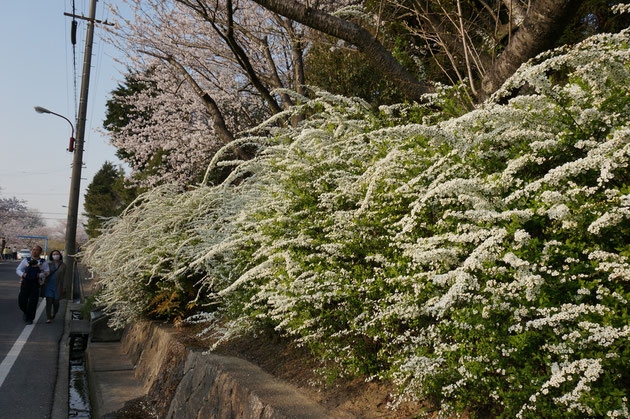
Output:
[41, 250, 66, 323]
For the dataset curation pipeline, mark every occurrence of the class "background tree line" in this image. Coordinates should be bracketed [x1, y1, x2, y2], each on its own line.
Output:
[83, 162, 138, 238]
[0, 187, 86, 252]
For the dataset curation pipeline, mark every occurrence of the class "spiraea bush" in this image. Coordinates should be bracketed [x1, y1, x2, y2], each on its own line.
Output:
[84, 28, 630, 417]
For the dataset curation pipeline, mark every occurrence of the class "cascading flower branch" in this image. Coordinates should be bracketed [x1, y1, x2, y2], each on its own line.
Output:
[84, 28, 630, 417]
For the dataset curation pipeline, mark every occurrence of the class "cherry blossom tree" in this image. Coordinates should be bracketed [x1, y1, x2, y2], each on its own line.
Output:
[104, 0, 318, 185]
[0, 190, 46, 252]
[105, 63, 238, 186]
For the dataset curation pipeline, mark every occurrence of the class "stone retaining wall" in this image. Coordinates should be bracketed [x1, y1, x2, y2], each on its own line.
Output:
[119, 322, 328, 418]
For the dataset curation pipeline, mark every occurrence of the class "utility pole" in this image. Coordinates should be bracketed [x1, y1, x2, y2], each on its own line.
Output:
[64, 0, 97, 300]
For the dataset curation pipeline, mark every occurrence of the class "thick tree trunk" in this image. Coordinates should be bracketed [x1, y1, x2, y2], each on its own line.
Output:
[478, 0, 583, 100]
[251, 0, 434, 101]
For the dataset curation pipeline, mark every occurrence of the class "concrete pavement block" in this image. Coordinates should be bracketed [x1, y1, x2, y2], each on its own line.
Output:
[69, 319, 91, 336]
[90, 313, 124, 342]
[68, 302, 84, 312]
[87, 342, 135, 372]
[89, 370, 145, 417]
[87, 342, 145, 418]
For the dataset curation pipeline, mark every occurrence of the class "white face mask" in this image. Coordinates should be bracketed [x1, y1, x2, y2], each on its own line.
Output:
[52, 254, 61, 261]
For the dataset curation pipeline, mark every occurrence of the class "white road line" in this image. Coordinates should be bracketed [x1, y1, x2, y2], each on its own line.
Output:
[0, 299, 46, 388]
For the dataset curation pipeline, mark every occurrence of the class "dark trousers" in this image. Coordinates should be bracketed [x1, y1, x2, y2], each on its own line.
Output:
[18, 285, 40, 321]
[45, 297, 60, 320]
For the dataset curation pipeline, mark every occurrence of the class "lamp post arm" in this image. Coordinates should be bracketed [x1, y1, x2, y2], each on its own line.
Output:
[46, 110, 75, 138]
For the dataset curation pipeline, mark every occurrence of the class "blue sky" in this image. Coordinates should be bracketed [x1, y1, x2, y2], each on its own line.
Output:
[0, 0, 127, 225]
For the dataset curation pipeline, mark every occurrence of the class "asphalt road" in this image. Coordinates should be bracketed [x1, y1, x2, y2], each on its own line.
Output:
[0, 259, 65, 418]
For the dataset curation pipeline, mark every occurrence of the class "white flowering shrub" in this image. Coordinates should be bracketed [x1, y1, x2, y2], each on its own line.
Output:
[84, 29, 630, 417]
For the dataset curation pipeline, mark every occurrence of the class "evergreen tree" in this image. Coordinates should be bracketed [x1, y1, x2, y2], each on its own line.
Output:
[83, 162, 137, 238]
[103, 69, 157, 162]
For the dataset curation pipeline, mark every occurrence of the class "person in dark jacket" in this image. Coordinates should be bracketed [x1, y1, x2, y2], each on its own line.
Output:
[16, 245, 49, 324]
[41, 249, 66, 323]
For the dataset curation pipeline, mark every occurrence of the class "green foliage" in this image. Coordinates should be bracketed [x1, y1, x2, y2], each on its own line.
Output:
[103, 69, 156, 133]
[103, 67, 162, 169]
[304, 36, 407, 107]
[83, 161, 138, 238]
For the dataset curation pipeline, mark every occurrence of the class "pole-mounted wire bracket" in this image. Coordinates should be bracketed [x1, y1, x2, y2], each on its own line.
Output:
[63, 12, 115, 26]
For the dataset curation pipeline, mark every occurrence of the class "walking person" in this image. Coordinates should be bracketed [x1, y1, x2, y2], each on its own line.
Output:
[41, 250, 65, 323]
[16, 245, 49, 324]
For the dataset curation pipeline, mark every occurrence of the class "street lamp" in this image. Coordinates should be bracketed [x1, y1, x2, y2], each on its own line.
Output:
[35, 105, 82, 300]
[34, 106, 75, 152]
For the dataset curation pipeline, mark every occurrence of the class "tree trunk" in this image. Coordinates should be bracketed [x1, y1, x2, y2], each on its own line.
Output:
[291, 37, 306, 96]
[278, 17, 306, 96]
[478, 0, 583, 100]
[262, 36, 295, 109]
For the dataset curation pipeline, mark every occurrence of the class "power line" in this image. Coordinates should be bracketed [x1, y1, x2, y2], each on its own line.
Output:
[1, 214, 71, 220]
[1, 192, 69, 196]
[0, 168, 70, 176]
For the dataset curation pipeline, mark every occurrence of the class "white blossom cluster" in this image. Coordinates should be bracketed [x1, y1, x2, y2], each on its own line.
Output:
[612, 3, 630, 14]
[84, 29, 630, 417]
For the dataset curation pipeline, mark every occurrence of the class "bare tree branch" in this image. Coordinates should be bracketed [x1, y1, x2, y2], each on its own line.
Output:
[503, 0, 527, 24]
[456, 0, 477, 94]
[277, 17, 306, 96]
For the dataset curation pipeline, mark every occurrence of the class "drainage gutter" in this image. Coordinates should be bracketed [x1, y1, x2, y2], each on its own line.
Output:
[51, 301, 92, 418]
[51, 300, 70, 419]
